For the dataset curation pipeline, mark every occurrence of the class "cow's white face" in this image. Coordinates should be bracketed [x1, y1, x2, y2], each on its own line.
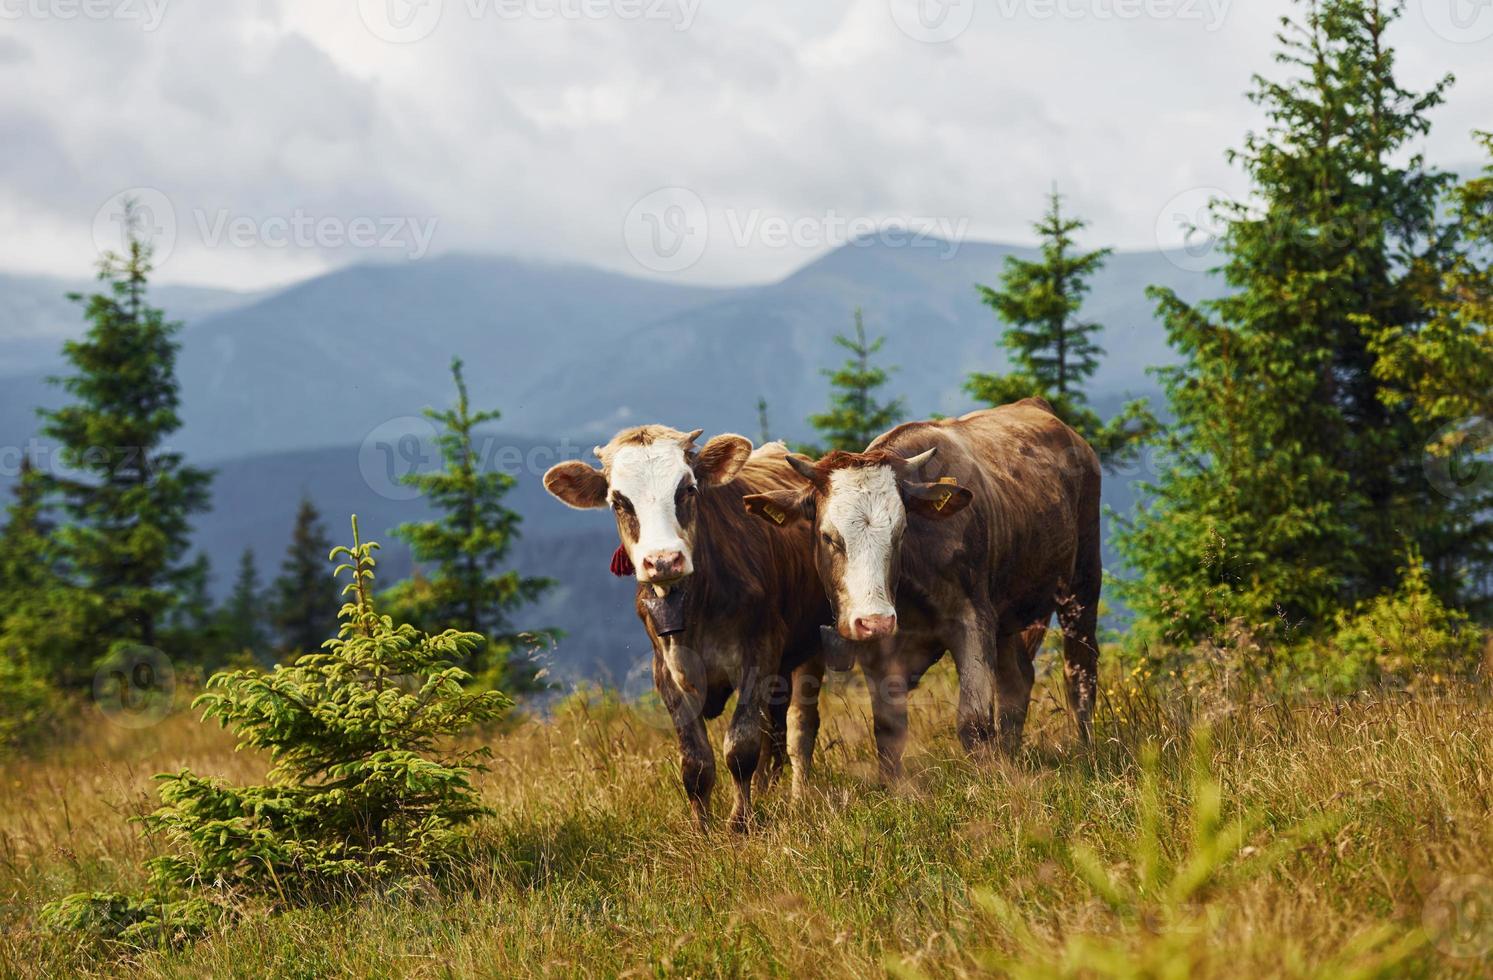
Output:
[821, 465, 906, 639]
[743, 446, 975, 642]
[543, 427, 754, 588]
[605, 440, 698, 584]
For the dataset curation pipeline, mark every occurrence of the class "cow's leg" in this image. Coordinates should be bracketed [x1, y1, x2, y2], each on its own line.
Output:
[1058, 570, 1101, 746]
[994, 629, 1038, 756]
[755, 667, 792, 793]
[862, 654, 911, 783]
[655, 645, 714, 830]
[723, 665, 767, 834]
[948, 604, 1000, 752]
[787, 657, 825, 799]
[1061, 470, 1104, 745]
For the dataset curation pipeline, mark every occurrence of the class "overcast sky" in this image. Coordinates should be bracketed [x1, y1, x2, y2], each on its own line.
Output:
[1, 0, 1489, 291]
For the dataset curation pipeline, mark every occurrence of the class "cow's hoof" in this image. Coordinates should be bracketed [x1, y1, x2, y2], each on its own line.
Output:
[728, 811, 752, 835]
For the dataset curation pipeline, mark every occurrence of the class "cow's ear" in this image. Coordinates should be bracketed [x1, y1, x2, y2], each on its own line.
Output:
[903, 481, 972, 520]
[744, 489, 813, 528]
[544, 461, 609, 509]
[695, 433, 753, 487]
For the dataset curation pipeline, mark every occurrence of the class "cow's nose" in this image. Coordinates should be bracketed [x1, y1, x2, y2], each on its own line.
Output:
[641, 550, 687, 581]
[851, 614, 898, 640]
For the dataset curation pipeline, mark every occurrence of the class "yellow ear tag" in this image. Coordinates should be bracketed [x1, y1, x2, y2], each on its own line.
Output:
[763, 503, 787, 525]
[933, 478, 958, 512]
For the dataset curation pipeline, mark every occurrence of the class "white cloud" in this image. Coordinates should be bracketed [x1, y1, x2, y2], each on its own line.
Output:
[0, 0, 1488, 290]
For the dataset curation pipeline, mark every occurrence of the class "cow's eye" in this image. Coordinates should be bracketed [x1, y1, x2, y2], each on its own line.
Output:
[821, 531, 842, 551]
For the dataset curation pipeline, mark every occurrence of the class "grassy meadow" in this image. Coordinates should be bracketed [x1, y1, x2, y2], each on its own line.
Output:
[1, 656, 1490, 978]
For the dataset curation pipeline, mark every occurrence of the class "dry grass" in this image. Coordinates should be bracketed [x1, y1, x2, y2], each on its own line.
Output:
[1, 658, 1490, 978]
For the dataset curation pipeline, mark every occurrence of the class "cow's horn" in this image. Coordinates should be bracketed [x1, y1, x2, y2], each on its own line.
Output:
[903, 447, 938, 471]
[684, 428, 704, 448]
[788, 454, 818, 481]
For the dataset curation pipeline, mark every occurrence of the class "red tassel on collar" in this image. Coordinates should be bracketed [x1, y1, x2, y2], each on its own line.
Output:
[610, 545, 635, 577]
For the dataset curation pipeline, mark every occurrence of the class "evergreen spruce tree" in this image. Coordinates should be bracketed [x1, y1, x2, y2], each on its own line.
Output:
[41, 517, 509, 944]
[0, 459, 85, 701]
[269, 496, 337, 658]
[803, 309, 904, 454]
[160, 553, 223, 661]
[386, 357, 553, 689]
[0, 459, 53, 602]
[0, 454, 92, 684]
[36, 202, 211, 658]
[965, 189, 1156, 467]
[1370, 132, 1493, 428]
[221, 548, 269, 660]
[1117, 0, 1472, 645]
[1368, 132, 1493, 609]
[756, 396, 773, 446]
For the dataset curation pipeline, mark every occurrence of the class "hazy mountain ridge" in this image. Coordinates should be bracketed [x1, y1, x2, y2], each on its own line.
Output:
[512, 241, 1209, 445]
[0, 240, 1217, 681]
[0, 271, 260, 375]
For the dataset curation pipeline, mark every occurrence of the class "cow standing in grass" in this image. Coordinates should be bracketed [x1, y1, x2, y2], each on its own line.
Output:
[744, 399, 1102, 780]
[544, 427, 827, 832]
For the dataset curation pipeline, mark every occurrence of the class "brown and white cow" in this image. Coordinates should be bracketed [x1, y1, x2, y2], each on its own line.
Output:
[544, 426, 828, 832]
[744, 400, 1102, 779]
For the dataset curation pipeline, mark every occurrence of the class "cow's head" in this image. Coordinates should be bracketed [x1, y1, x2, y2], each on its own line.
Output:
[744, 447, 972, 641]
[543, 425, 753, 588]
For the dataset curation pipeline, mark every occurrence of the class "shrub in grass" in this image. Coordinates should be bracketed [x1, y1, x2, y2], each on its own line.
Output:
[42, 517, 510, 946]
[1300, 550, 1485, 695]
[0, 653, 65, 754]
[1115, 550, 1487, 703]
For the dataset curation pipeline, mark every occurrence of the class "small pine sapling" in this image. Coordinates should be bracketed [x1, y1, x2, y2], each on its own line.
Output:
[43, 516, 510, 946]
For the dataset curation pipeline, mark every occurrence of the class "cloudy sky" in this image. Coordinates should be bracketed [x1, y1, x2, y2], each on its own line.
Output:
[1, 0, 1489, 291]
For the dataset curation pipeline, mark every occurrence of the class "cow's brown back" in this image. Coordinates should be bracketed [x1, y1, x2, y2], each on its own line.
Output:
[867, 399, 1101, 626]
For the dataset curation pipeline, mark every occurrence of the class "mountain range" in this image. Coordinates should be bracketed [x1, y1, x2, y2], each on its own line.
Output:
[0, 240, 1218, 682]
